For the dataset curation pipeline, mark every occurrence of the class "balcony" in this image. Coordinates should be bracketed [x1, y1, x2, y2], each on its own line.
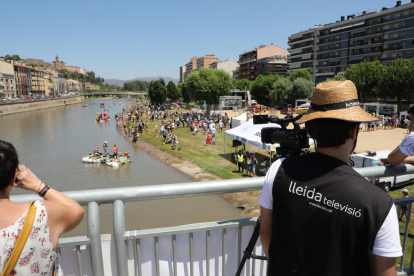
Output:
[239, 59, 256, 65]
[380, 55, 403, 62]
[318, 23, 366, 38]
[300, 64, 313, 68]
[383, 45, 403, 52]
[288, 36, 314, 44]
[289, 50, 314, 57]
[289, 42, 314, 50]
[318, 61, 341, 67]
[388, 25, 407, 32]
[289, 57, 314, 63]
[350, 39, 383, 47]
[317, 37, 342, 45]
[317, 45, 341, 53]
[350, 32, 366, 39]
[317, 54, 341, 60]
[365, 11, 414, 27]
[351, 47, 382, 56]
[383, 35, 404, 42]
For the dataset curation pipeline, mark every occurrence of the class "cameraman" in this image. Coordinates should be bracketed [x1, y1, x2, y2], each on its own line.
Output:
[259, 81, 401, 275]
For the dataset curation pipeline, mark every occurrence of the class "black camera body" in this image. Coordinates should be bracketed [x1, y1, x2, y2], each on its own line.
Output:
[253, 114, 310, 157]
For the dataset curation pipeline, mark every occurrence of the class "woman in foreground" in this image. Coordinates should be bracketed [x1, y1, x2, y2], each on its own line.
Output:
[0, 140, 84, 275]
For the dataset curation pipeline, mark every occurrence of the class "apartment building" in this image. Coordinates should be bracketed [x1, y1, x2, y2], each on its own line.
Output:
[196, 55, 219, 70]
[0, 60, 16, 98]
[67, 79, 83, 92]
[57, 73, 68, 94]
[66, 65, 86, 74]
[237, 43, 288, 81]
[256, 56, 289, 77]
[31, 69, 47, 96]
[288, 0, 414, 84]
[183, 57, 198, 81]
[14, 63, 32, 97]
[179, 66, 185, 83]
[83, 82, 100, 91]
[209, 59, 240, 78]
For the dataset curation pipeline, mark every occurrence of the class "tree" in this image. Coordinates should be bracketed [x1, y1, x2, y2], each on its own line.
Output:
[251, 74, 280, 104]
[344, 60, 385, 101]
[289, 78, 313, 100]
[326, 74, 347, 82]
[11, 55, 21, 61]
[4, 55, 12, 60]
[185, 68, 233, 104]
[176, 82, 183, 98]
[379, 58, 414, 110]
[166, 81, 178, 101]
[234, 79, 251, 91]
[289, 69, 312, 82]
[270, 77, 292, 102]
[181, 84, 191, 104]
[123, 80, 149, 91]
[148, 79, 167, 105]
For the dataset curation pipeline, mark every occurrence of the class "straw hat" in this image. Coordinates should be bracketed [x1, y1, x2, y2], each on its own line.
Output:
[297, 80, 378, 124]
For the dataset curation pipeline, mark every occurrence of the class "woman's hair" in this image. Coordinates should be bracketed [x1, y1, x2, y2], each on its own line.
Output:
[0, 140, 19, 191]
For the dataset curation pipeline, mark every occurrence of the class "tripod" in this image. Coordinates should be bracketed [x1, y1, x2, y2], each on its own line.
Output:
[235, 217, 267, 276]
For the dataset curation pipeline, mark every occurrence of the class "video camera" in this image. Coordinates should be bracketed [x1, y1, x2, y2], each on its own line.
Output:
[253, 114, 310, 157]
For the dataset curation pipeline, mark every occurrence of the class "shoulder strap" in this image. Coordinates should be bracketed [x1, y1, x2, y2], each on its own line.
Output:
[1, 201, 36, 276]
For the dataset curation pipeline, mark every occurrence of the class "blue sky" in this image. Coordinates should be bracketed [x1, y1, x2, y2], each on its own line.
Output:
[1, 0, 404, 80]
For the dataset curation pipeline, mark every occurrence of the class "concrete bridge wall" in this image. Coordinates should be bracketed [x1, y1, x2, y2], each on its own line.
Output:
[0, 96, 83, 116]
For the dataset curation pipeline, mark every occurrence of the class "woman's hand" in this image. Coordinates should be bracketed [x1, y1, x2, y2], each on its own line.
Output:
[15, 164, 42, 192]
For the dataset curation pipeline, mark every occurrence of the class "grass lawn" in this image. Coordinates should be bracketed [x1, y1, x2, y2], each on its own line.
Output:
[134, 115, 272, 180]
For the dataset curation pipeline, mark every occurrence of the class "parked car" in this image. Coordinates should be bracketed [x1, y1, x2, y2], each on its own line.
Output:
[351, 150, 414, 192]
[296, 106, 309, 114]
[281, 106, 294, 115]
[379, 107, 395, 116]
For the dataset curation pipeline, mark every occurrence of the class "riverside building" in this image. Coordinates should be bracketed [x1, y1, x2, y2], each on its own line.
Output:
[256, 55, 289, 77]
[209, 59, 240, 78]
[288, 0, 414, 84]
[179, 66, 185, 83]
[236, 43, 288, 81]
[14, 63, 32, 97]
[196, 55, 219, 71]
[0, 60, 16, 98]
[183, 57, 198, 82]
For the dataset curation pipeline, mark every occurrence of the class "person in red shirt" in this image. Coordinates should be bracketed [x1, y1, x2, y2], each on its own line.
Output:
[205, 132, 211, 146]
[113, 144, 119, 160]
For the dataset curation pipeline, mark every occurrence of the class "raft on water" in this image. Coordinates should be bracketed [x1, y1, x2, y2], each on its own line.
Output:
[81, 154, 131, 169]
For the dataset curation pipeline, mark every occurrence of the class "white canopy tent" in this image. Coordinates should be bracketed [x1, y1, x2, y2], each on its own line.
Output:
[231, 112, 247, 129]
[224, 119, 280, 153]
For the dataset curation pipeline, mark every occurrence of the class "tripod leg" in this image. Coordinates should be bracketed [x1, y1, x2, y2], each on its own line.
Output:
[235, 218, 262, 276]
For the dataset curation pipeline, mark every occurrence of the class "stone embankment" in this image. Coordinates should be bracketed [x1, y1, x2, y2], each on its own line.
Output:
[0, 96, 83, 116]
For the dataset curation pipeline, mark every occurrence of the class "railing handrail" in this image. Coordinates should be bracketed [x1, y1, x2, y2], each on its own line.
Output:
[18, 163, 414, 276]
[10, 164, 414, 205]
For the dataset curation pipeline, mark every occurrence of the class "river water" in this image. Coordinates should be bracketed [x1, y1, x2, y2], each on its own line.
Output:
[0, 98, 242, 237]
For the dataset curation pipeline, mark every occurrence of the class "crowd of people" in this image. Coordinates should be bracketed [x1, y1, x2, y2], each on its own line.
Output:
[360, 114, 401, 132]
[113, 99, 232, 152]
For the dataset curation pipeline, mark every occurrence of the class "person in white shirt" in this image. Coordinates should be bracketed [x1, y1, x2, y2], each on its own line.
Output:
[388, 106, 414, 166]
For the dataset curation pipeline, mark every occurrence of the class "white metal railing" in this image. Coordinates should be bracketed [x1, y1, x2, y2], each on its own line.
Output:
[9, 164, 414, 276]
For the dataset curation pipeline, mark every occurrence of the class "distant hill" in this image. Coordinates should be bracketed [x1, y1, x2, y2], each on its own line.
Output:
[105, 76, 179, 86]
